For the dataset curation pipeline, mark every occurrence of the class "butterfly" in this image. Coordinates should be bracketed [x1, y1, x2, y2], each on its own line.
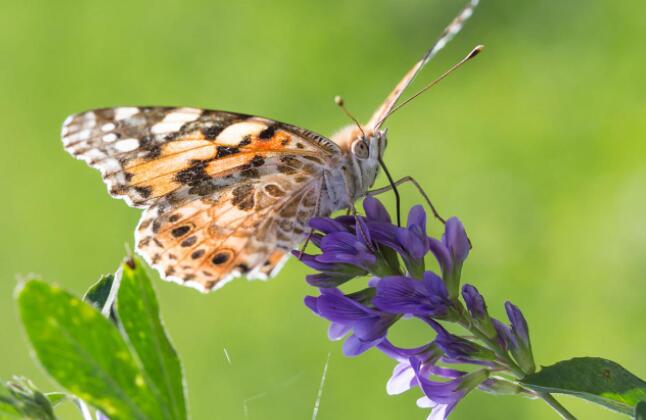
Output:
[61, 0, 480, 292]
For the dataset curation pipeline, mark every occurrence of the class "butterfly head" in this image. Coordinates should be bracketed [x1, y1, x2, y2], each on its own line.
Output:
[332, 124, 387, 194]
[333, 124, 386, 158]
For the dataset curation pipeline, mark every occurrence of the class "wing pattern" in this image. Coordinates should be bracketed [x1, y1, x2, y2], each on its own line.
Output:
[62, 106, 339, 291]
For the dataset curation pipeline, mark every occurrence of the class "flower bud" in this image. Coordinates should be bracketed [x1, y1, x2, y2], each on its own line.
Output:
[479, 378, 527, 396]
[430, 217, 470, 299]
[462, 284, 496, 338]
[505, 301, 535, 374]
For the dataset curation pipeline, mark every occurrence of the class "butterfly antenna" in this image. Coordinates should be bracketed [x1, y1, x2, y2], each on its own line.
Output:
[368, 0, 480, 130]
[335, 96, 367, 139]
[376, 45, 484, 127]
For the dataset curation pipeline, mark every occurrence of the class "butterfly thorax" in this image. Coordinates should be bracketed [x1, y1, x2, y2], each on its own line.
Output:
[330, 124, 387, 203]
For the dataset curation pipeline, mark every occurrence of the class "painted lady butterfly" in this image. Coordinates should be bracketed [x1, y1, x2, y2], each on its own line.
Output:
[61, 1, 480, 292]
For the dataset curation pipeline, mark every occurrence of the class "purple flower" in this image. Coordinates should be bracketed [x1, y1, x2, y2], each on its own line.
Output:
[317, 227, 376, 269]
[295, 198, 405, 284]
[363, 195, 392, 224]
[429, 217, 470, 298]
[492, 318, 513, 351]
[505, 302, 530, 348]
[443, 218, 470, 264]
[295, 217, 379, 287]
[370, 205, 431, 277]
[372, 272, 451, 318]
[298, 198, 539, 418]
[387, 360, 420, 395]
[411, 358, 489, 420]
[377, 340, 449, 395]
[416, 397, 455, 420]
[505, 301, 535, 374]
[297, 252, 367, 287]
[462, 284, 496, 338]
[305, 288, 397, 356]
[462, 284, 486, 318]
[425, 318, 495, 363]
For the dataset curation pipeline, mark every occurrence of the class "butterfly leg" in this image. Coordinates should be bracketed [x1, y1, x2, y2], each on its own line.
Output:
[297, 230, 315, 260]
[366, 176, 446, 224]
[350, 203, 377, 253]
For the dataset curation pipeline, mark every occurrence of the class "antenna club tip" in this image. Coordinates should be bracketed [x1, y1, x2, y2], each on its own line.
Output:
[334, 96, 344, 106]
[468, 44, 485, 59]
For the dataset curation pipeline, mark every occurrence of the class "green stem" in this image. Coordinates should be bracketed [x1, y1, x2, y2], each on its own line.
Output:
[535, 391, 577, 420]
[455, 310, 576, 419]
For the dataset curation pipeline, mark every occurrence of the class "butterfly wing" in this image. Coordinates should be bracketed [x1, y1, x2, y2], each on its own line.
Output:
[136, 169, 323, 291]
[62, 106, 340, 291]
[62, 107, 339, 206]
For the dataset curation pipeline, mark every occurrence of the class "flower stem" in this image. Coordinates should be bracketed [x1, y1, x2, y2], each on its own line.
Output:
[456, 312, 576, 419]
[534, 391, 576, 420]
[455, 315, 525, 377]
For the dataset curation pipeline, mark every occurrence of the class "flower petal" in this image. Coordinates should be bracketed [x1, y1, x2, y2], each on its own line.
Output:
[309, 217, 349, 234]
[407, 205, 427, 231]
[505, 301, 530, 347]
[387, 362, 418, 395]
[306, 273, 353, 288]
[443, 217, 470, 265]
[462, 284, 487, 318]
[374, 273, 449, 317]
[353, 314, 395, 341]
[363, 196, 391, 223]
[304, 296, 319, 314]
[429, 238, 451, 276]
[317, 293, 373, 323]
[342, 335, 382, 357]
[328, 322, 351, 341]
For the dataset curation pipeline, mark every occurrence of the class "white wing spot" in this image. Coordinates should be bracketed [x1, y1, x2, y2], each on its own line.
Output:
[98, 158, 121, 173]
[151, 122, 182, 134]
[162, 108, 202, 123]
[80, 149, 106, 162]
[150, 109, 202, 134]
[115, 138, 140, 152]
[114, 107, 139, 120]
[216, 121, 268, 146]
[103, 133, 118, 143]
[101, 122, 116, 132]
[82, 112, 96, 124]
[77, 130, 91, 141]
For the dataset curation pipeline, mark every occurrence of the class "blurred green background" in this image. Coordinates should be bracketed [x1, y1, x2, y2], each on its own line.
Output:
[1, 0, 645, 418]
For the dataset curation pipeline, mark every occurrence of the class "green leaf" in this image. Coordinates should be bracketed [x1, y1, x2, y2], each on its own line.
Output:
[84, 274, 115, 310]
[521, 357, 646, 415]
[635, 401, 646, 419]
[17, 280, 165, 420]
[116, 257, 187, 420]
[84, 274, 119, 324]
[45, 393, 68, 408]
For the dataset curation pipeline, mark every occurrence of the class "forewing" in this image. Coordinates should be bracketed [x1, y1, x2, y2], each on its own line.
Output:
[62, 106, 337, 291]
[61, 106, 340, 207]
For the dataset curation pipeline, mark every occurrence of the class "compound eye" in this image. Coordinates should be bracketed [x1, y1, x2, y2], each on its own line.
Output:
[351, 139, 370, 160]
